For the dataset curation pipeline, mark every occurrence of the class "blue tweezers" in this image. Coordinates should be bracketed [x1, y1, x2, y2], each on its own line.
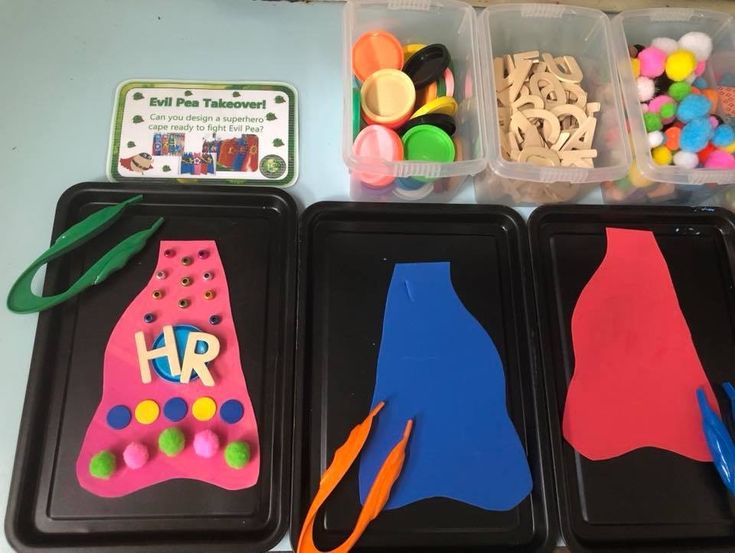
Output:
[697, 383, 735, 494]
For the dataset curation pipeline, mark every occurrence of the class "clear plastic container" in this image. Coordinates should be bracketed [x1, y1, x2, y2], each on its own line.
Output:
[609, 8, 735, 205]
[475, 3, 632, 206]
[344, 0, 486, 202]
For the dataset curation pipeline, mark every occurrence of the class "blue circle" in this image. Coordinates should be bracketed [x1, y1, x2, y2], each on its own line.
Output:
[220, 399, 244, 424]
[152, 324, 208, 383]
[163, 397, 188, 422]
[106, 405, 131, 430]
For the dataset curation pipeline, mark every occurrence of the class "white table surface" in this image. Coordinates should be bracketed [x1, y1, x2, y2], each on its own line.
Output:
[0, 1, 535, 551]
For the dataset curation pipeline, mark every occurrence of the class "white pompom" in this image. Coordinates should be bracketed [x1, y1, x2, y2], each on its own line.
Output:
[685, 73, 697, 84]
[673, 150, 699, 168]
[651, 37, 679, 54]
[679, 31, 713, 61]
[637, 77, 655, 102]
[648, 130, 665, 148]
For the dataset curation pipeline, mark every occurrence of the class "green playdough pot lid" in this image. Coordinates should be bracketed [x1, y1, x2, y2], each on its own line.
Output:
[401, 124, 455, 163]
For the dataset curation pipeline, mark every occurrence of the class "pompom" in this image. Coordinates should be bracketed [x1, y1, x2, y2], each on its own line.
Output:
[641, 103, 649, 113]
[704, 149, 735, 169]
[673, 150, 699, 168]
[680, 117, 714, 152]
[652, 145, 673, 165]
[710, 115, 720, 129]
[89, 450, 116, 479]
[678, 31, 713, 61]
[668, 81, 691, 102]
[631, 58, 640, 78]
[654, 74, 673, 94]
[643, 111, 663, 132]
[628, 162, 653, 188]
[193, 429, 220, 458]
[722, 141, 735, 154]
[158, 427, 185, 457]
[123, 442, 149, 469]
[698, 142, 716, 163]
[666, 50, 697, 81]
[638, 47, 667, 78]
[648, 94, 674, 113]
[224, 441, 251, 469]
[660, 102, 676, 120]
[637, 76, 655, 102]
[652, 37, 679, 54]
[686, 73, 697, 84]
[648, 130, 665, 148]
[693, 77, 707, 88]
[713, 124, 735, 147]
[701, 88, 719, 111]
[694, 60, 706, 77]
[676, 93, 712, 123]
[664, 126, 681, 150]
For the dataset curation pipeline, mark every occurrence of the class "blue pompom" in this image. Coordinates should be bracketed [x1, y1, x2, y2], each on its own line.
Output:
[680, 117, 714, 152]
[693, 77, 708, 89]
[677, 94, 713, 123]
[713, 124, 735, 147]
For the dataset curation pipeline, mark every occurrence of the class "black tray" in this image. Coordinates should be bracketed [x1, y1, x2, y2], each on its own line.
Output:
[291, 202, 557, 552]
[529, 205, 735, 552]
[5, 183, 297, 552]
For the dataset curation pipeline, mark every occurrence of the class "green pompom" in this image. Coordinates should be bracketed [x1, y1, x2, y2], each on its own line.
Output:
[158, 427, 185, 457]
[643, 112, 663, 132]
[89, 450, 116, 479]
[224, 441, 251, 469]
[668, 81, 691, 102]
[660, 102, 676, 119]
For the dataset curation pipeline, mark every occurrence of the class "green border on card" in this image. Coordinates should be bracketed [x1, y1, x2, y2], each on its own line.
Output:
[107, 80, 298, 187]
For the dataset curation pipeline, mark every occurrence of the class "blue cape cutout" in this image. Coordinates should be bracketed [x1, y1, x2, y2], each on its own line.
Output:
[358, 262, 532, 510]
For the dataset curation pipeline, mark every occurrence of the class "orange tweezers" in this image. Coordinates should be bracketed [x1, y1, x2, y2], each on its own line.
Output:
[297, 401, 413, 553]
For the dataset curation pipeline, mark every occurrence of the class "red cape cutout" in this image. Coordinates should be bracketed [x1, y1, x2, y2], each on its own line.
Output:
[563, 227, 717, 462]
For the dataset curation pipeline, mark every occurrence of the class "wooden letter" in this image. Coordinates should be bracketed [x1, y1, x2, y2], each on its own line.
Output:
[135, 325, 181, 384]
[180, 332, 219, 387]
[542, 53, 583, 83]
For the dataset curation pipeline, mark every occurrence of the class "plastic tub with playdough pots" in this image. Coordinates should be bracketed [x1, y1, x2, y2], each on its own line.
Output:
[606, 8, 735, 205]
[475, 3, 631, 206]
[345, 0, 487, 202]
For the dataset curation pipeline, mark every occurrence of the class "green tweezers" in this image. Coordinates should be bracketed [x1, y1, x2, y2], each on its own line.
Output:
[7, 195, 163, 314]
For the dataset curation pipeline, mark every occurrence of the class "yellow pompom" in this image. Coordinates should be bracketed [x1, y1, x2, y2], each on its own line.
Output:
[652, 145, 673, 165]
[628, 161, 653, 188]
[665, 50, 697, 82]
[722, 141, 735, 153]
[631, 58, 640, 78]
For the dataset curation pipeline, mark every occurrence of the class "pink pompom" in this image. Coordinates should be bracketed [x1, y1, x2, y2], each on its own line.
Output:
[638, 47, 667, 77]
[648, 94, 673, 113]
[193, 429, 220, 458]
[704, 150, 735, 169]
[123, 442, 149, 469]
[710, 115, 720, 128]
[694, 60, 706, 77]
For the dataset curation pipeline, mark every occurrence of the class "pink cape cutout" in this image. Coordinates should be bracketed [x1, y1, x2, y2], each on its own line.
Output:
[76, 241, 259, 497]
[563, 227, 717, 462]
